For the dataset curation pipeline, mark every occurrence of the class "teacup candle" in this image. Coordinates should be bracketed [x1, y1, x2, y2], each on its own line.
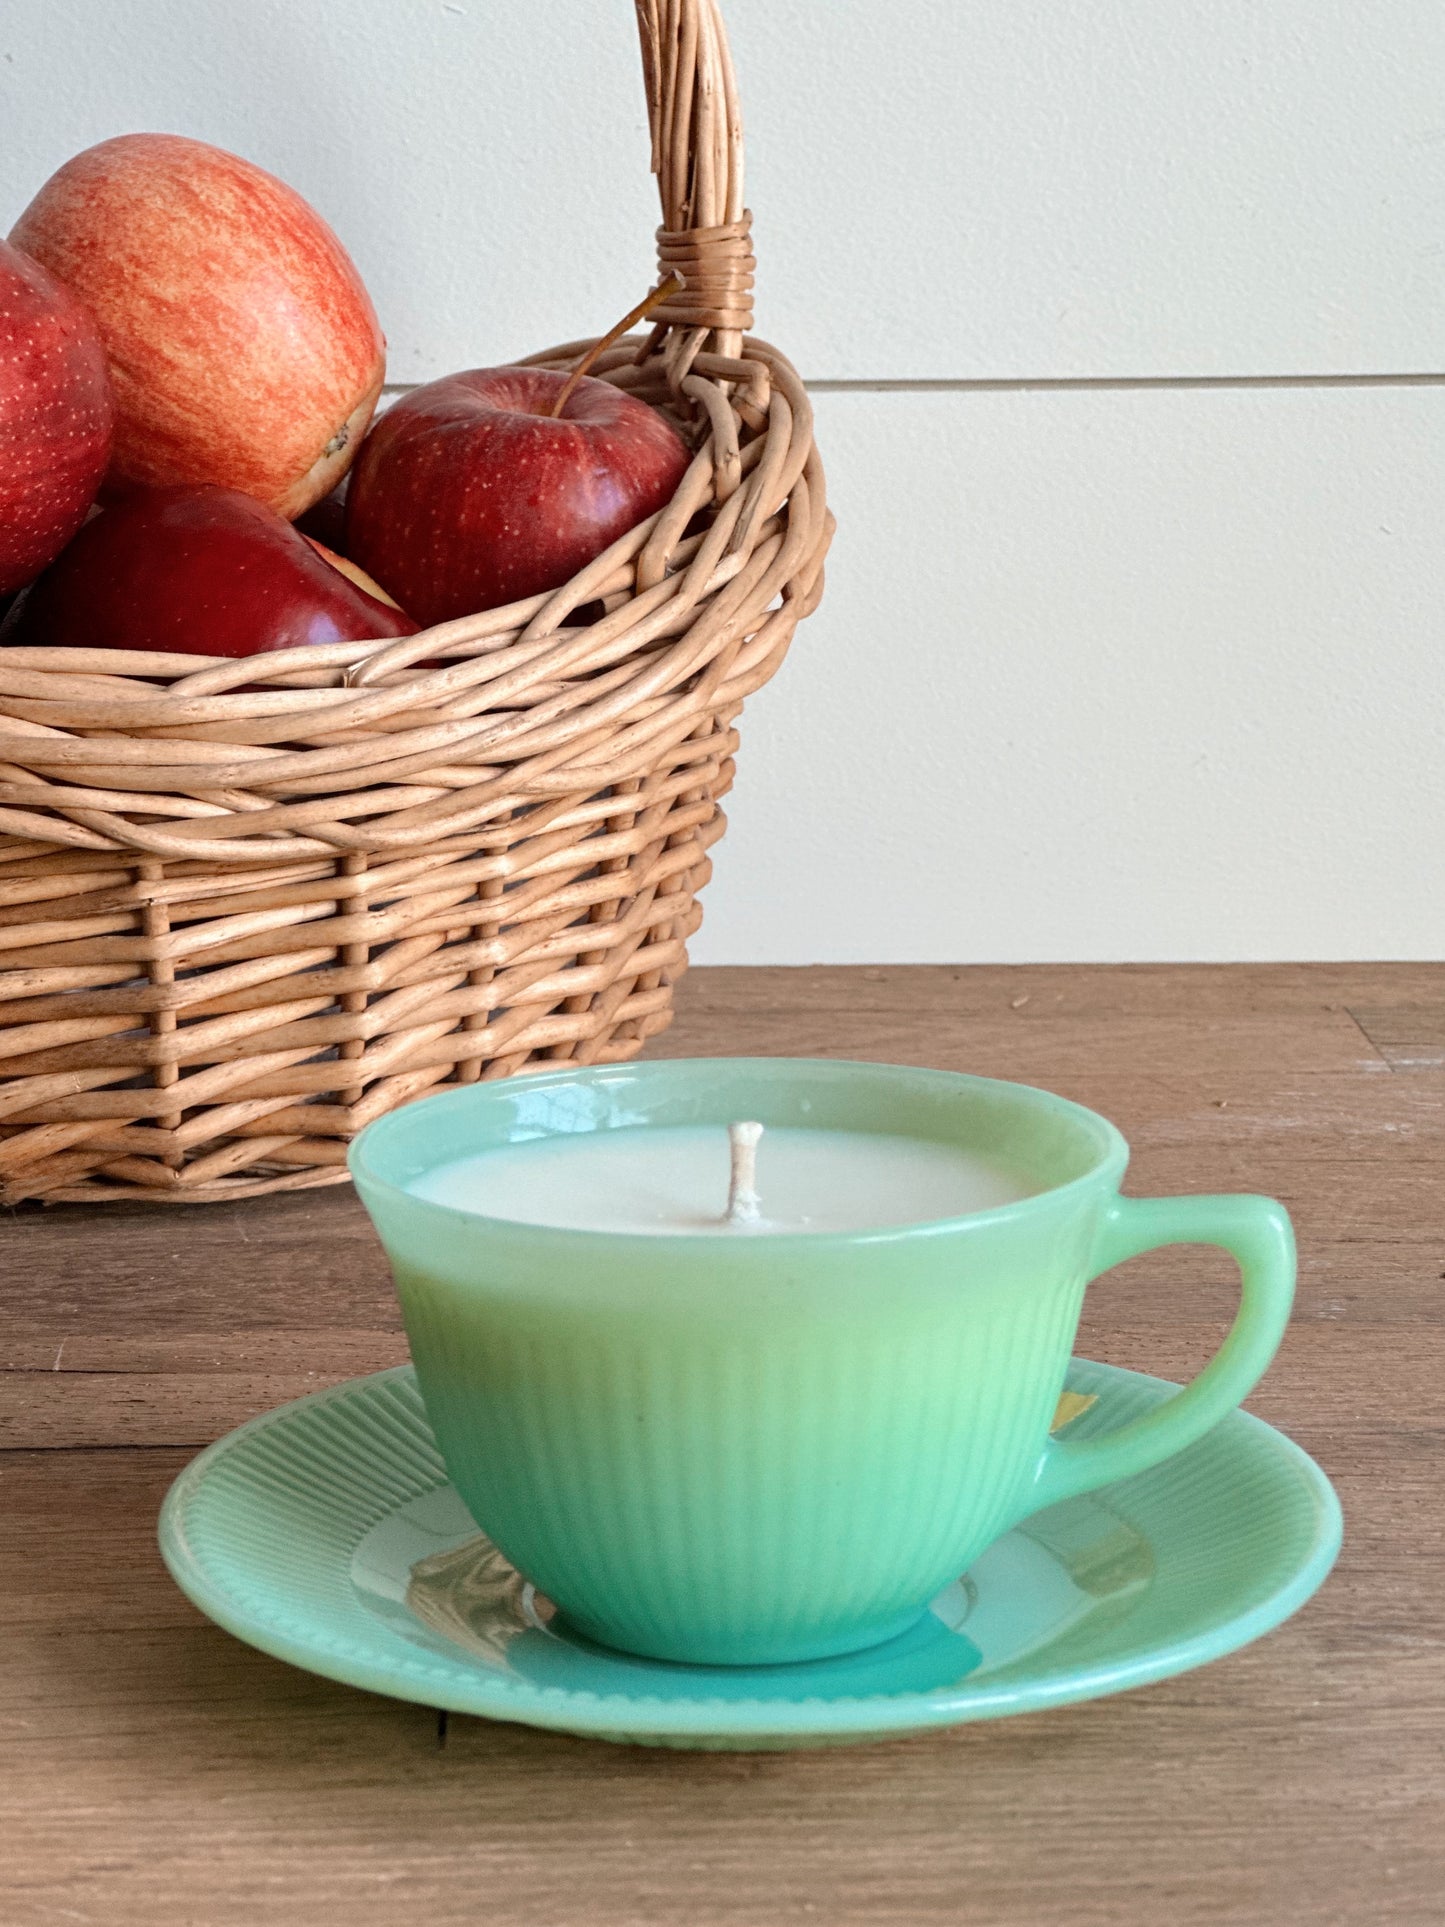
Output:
[350, 1058, 1295, 1667]
[409, 1117, 1035, 1233]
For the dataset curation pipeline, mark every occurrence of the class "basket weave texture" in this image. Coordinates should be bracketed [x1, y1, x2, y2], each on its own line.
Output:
[0, 0, 830, 1203]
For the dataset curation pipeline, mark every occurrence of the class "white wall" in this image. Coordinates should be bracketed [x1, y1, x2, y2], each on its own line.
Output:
[3, 1, 1442, 961]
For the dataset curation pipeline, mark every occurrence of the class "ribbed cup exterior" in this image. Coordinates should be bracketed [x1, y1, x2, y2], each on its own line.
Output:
[397, 1258, 1091, 1664]
[352, 1058, 1127, 1667]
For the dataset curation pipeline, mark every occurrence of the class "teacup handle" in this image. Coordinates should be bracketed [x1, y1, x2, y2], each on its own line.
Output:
[1029, 1193, 1296, 1512]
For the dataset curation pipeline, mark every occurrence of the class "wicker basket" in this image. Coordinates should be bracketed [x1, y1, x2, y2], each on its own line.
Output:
[0, 0, 830, 1205]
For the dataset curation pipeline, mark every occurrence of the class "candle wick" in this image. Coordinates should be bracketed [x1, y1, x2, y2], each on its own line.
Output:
[726, 1120, 764, 1226]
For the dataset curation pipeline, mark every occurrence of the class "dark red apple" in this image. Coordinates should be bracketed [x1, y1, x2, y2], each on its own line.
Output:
[295, 479, 350, 554]
[8, 484, 417, 657]
[10, 134, 385, 518]
[0, 239, 114, 593]
[345, 368, 690, 626]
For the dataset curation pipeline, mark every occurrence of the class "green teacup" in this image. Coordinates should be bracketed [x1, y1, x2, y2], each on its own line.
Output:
[349, 1059, 1295, 1667]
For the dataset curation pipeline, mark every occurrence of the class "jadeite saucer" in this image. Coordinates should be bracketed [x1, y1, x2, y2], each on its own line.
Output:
[159, 1360, 1341, 1750]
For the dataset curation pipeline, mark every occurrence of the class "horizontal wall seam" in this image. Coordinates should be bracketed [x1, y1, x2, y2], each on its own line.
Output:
[382, 371, 1445, 398]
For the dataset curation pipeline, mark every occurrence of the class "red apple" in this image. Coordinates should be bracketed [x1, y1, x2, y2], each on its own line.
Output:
[302, 535, 405, 608]
[0, 239, 114, 593]
[7, 484, 418, 657]
[9, 134, 385, 519]
[344, 367, 690, 626]
[295, 480, 350, 554]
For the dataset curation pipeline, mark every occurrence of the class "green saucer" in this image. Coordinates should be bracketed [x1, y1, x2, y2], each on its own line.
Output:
[159, 1360, 1340, 1750]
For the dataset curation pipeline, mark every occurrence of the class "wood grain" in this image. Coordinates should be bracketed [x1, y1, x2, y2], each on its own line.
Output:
[2, 963, 1441, 1926]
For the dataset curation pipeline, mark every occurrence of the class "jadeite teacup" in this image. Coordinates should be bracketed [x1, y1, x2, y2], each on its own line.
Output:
[349, 1058, 1295, 1667]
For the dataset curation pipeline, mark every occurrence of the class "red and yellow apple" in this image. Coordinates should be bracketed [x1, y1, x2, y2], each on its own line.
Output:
[345, 367, 690, 626]
[7, 484, 417, 657]
[9, 134, 384, 519]
[0, 239, 114, 594]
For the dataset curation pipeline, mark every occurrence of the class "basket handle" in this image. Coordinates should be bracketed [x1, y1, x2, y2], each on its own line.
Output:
[634, 0, 755, 367]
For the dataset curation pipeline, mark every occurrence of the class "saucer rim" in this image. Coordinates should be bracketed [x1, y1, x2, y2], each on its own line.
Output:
[158, 1361, 1343, 1744]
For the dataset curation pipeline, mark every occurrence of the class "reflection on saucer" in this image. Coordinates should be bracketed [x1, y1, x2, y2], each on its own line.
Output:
[404, 1527, 988, 1700]
[397, 1482, 1154, 1700]
[406, 1535, 554, 1665]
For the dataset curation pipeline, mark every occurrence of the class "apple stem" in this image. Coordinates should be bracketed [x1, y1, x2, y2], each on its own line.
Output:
[548, 272, 684, 419]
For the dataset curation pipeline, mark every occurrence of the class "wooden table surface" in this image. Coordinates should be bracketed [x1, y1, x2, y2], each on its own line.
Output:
[4, 963, 1442, 1926]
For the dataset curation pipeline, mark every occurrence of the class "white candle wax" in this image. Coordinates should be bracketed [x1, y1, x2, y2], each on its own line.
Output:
[408, 1124, 1036, 1235]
